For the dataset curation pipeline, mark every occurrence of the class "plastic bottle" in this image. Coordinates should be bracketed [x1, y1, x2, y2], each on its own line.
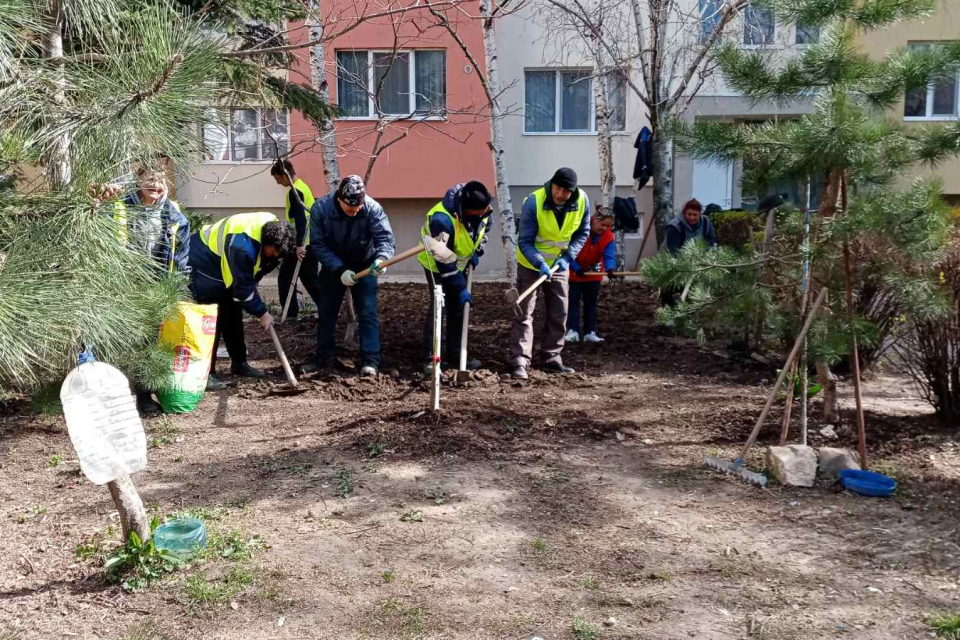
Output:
[153, 518, 207, 556]
[60, 347, 147, 485]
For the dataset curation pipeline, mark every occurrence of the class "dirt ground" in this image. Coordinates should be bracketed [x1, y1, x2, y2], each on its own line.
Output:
[1, 281, 959, 640]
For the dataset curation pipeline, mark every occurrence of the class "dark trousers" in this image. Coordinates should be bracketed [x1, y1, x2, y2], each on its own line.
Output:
[421, 268, 466, 365]
[277, 252, 322, 320]
[189, 284, 247, 372]
[567, 280, 601, 334]
[316, 271, 381, 367]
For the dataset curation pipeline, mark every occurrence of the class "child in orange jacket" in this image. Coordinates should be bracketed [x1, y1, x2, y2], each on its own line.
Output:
[565, 208, 616, 343]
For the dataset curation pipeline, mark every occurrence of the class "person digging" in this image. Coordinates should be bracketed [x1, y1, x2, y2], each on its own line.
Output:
[271, 160, 322, 322]
[418, 181, 493, 375]
[509, 167, 590, 379]
[302, 175, 396, 378]
[186, 212, 297, 389]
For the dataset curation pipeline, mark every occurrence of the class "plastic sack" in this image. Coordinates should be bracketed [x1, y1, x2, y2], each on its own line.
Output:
[153, 517, 207, 557]
[61, 349, 147, 485]
[156, 302, 218, 413]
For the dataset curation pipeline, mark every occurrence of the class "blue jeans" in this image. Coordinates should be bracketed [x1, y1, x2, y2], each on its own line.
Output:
[316, 272, 381, 367]
[567, 280, 601, 335]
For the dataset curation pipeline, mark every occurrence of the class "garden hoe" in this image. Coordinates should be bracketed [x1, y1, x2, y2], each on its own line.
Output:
[351, 236, 454, 281]
[267, 324, 305, 397]
[504, 264, 560, 317]
[279, 259, 302, 324]
[703, 287, 828, 487]
[456, 266, 474, 385]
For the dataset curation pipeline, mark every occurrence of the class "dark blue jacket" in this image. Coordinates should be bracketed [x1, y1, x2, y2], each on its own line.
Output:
[665, 215, 718, 254]
[122, 193, 191, 274]
[425, 184, 492, 291]
[518, 181, 590, 270]
[309, 193, 396, 275]
[187, 227, 278, 317]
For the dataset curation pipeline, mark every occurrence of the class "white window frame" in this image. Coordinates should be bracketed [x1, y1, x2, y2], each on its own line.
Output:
[335, 49, 447, 121]
[522, 68, 628, 136]
[904, 43, 960, 122]
[200, 108, 289, 165]
[741, 6, 777, 49]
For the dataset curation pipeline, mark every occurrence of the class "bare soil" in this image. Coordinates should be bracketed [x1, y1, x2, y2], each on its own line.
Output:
[1, 282, 959, 640]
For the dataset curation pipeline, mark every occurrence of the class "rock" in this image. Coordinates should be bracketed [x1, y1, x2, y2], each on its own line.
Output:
[388, 369, 400, 379]
[765, 445, 818, 487]
[642, 438, 654, 445]
[604, 617, 617, 627]
[342, 377, 357, 387]
[819, 425, 839, 440]
[751, 353, 771, 365]
[818, 447, 860, 481]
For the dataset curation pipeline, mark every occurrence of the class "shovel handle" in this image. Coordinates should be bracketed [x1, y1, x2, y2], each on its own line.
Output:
[354, 244, 424, 280]
[280, 258, 303, 324]
[268, 324, 299, 387]
[459, 267, 472, 371]
[516, 264, 561, 305]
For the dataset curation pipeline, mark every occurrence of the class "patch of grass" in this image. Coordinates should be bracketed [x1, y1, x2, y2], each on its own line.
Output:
[531, 538, 549, 554]
[504, 419, 517, 434]
[148, 416, 181, 449]
[47, 454, 63, 467]
[183, 565, 253, 614]
[930, 613, 960, 639]
[169, 505, 230, 522]
[645, 570, 672, 583]
[105, 518, 184, 592]
[0, 628, 21, 640]
[252, 457, 313, 476]
[16, 504, 47, 523]
[582, 578, 600, 590]
[425, 487, 446, 505]
[550, 470, 572, 484]
[368, 598, 425, 638]
[198, 530, 267, 561]
[381, 570, 396, 583]
[333, 469, 355, 498]
[367, 443, 387, 458]
[399, 510, 423, 523]
[571, 614, 600, 640]
[123, 620, 176, 640]
[31, 384, 62, 416]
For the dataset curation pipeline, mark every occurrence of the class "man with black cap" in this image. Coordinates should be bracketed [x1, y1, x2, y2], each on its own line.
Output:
[509, 168, 590, 379]
[417, 181, 493, 373]
[305, 175, 396, 377]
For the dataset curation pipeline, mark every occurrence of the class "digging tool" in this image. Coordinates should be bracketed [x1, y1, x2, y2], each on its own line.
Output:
[504, 264, 560, 317]
[456, 266, 474, 385]
[267, 324, 305, 396]
[631, 214, 658, 271]
[280, 259, 302, 324]
[582, 270, 641, 278]
[704, 286, 828, 487]
[430, 282, 444, 410]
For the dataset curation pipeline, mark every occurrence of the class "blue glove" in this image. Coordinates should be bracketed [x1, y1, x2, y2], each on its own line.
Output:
[554, 256, 571, 273]
[458, 288, 474, 308]
[538, 262, 553, 281]
[469, 252, 480, 269]
[570, 261, 583, 275]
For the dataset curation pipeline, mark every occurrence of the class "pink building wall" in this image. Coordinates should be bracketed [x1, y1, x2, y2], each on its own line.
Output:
[287, 6, 495, 199]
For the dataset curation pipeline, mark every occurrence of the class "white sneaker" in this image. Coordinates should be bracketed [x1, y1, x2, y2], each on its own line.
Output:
[564, 329, 580, 343]
[583, 332, 604, 343]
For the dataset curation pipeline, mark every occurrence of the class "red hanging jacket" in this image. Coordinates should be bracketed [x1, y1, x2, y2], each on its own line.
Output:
[571, 230, 615, 283]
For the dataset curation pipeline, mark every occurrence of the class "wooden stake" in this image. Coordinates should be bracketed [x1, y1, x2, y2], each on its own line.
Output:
[841, 172, 868, 468]
[107, 474, 150, 544]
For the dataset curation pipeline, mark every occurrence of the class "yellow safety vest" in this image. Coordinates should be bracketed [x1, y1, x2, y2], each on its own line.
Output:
[113, 199, 182, 273]
[417, 202, 487, 273]
[199, 212, 277, 289]
[516, 188, 587, 270]
[286, 178, 316, 246]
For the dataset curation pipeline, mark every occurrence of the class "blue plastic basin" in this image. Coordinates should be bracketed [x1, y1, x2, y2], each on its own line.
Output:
[839, 469, 896, 497]
[153, 517, 207, 556]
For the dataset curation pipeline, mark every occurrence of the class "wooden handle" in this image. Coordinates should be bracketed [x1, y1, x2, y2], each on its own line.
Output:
[737, 287, 828, 462]
[632, 214, 657, 271]
[354, 244, 424, 280]
[516, 264, 560, 305]
[280, 258, 303, 324]
[459, 268, 472, 371]
[606, 271, 641, 277]
[269, 325, 298, 387]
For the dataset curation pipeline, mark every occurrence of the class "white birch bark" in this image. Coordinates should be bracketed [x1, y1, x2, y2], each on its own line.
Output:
[593, 66, 615, 214]
[43, 0, 70, 189]
[308, 1, 341, 193]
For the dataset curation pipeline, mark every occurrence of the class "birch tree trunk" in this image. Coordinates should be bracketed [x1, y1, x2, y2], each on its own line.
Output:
[43, 0, 71, 189]
[592, 65, 615, 214]
[651, 135, 674, 246]
[480, 0, 518, 283]
[308, 2, 341, 193]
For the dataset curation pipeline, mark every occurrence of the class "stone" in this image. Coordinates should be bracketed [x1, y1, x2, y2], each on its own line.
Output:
[819, 425, 839, 440]
[604, 617, 617, 627]
[818, 447, 860, 481]
[765, 445, 818, 487]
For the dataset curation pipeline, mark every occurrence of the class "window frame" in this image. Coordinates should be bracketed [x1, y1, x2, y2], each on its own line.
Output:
[335, 49, 448, 121]
[522, 67, 629, 136]
[741, 5, 776, 49]
[200, 107, 289, 165]
[903, 42, 960, 122]
[794, 23, 820, 46]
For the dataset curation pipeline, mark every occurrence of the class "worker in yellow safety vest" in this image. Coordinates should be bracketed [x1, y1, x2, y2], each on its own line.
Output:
[271, 160, 323, 321]
[187, 212, 297, 389]
[509, 168, 590, 380]
[417, 181, 493, 374]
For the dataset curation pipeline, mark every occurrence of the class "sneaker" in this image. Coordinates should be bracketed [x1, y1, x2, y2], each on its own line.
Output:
[510, 364, 528, 379]
[583, 332, 604, 343]
[541, 361, 574, 374]
[564, 329, 580, 343]
[136, 392, 161, 416]
[359, 365, 378, 377]
[299, 358, 329, 376]
[231, 362, 264, 378]
[206, 374, 228, 391]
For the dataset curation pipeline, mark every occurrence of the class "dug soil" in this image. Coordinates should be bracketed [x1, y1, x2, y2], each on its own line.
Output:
[1, 282, 959, 640]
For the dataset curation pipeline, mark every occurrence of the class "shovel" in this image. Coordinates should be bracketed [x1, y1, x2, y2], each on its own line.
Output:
[280, 259, 302, 324]
[351, 236, 454, 281]
[504, 264, 560, 317]
[456, 266, 474, 384]
[267, 324, 305, 396]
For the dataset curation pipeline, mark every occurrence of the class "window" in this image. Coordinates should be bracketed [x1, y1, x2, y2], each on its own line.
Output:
[699, 0, 721, 43]
[524, 69, 628, 134]
[335, 50, 447, 118]
[743, 5, 775, 46]
[904, 43, 959, 120]
[201, 108, 288, 162]
[795, 23, 819, 45]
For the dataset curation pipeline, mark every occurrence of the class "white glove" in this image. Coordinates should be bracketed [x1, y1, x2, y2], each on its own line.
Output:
[341, 270, 357, 287]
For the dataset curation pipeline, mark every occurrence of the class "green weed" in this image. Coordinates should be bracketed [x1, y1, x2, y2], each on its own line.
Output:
[334, 469, 355, 498]
[381, 570, 396, 583]
[199, 530, 266, 561]
[374, 598, 425, 637]
[571, 614, 600, 640]
[183, 565, 253, 614]
[148, 416, 181, 449]
[930, 614, 960, 639]
[400, 510, 423, 523]
[582, 578, 600, 590]
[47, 454, 63, 467]
[123, 620, 175, 640]
[425, 487, 446, 505]
[104, 518, 183, 592]
[367, 443, 387, 458]
[531, 538, 548, 554]
[17, 504, 47, 523]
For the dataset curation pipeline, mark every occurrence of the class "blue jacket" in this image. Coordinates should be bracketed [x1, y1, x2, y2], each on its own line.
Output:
[425, 184, 492, 291]
[309, 193, 396, 275]
[665, 215, 718, 254]
[518, 181, 590, 270]
[187, 227, 278, 317]
[122, 192, 191, 274]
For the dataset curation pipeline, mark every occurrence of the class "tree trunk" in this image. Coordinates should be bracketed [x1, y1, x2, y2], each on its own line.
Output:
[107, 474, 151, 545]
[480, 0, 517, 283]
[308, 2, 341, 194]
[43, 0, 71, 189]
[593, 70, 616, 214]
[815, 359, 840, 423]
[651, 135, 674, 246]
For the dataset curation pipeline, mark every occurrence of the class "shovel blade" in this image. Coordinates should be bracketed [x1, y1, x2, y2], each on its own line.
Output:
[456, 370, 471, 384]
[503, 287, 520, 305]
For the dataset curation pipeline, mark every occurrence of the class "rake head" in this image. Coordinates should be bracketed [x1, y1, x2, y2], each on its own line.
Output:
[703, 455, 768, 488]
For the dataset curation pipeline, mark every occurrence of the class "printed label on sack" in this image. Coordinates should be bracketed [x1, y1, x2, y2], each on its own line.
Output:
[173, 346, 192, 373]
[202, 315, 217, 335]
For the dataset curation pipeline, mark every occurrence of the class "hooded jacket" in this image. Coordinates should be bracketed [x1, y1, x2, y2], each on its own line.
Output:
[664, 214, 718, 254]
[122, 192, 191, 274]
[309, 193, 396, 275]
[423, 183, 492, 290]
[518, 180, 591, 271]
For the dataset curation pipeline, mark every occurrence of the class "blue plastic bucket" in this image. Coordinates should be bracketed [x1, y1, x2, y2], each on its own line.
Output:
[153, 517, 207, 556]
[839, 469, 896, 497]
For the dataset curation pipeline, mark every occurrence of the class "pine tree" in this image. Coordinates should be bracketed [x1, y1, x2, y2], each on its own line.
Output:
[643, 0, 960, 437]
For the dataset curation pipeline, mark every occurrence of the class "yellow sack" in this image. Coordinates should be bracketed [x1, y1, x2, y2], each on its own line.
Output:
[156, 302, 218, 413]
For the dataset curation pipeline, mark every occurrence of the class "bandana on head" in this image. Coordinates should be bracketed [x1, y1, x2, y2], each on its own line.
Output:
[338, 175, 366, 206]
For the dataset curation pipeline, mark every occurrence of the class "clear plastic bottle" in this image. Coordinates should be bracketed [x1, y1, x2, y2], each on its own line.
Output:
[60, 348, 147, 485]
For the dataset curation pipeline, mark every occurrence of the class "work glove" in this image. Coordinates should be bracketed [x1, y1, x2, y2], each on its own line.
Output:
[369, 258, 387, 277]
[340, 270, 357, 287]
[458, 288, 474, 308]
[538, 262, 553, 281]
[554, 255, 571, 273]
[570, 261, 584, 276]
[469, 252, 480, 269]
